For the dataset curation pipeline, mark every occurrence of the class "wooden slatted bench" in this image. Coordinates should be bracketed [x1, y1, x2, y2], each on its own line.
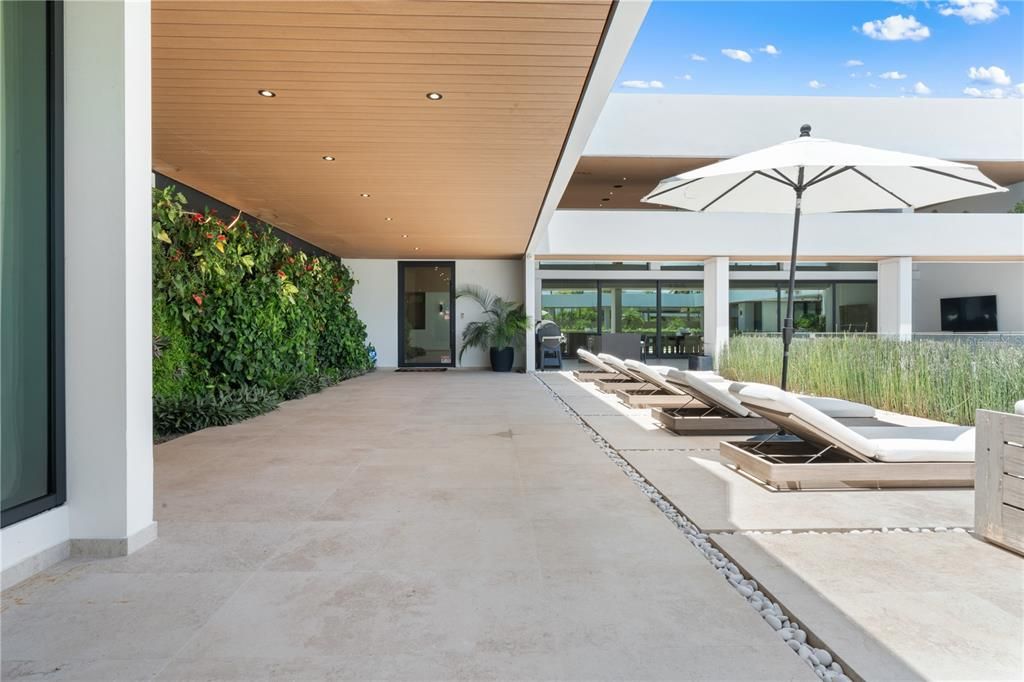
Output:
[976, 409, 1024, 556]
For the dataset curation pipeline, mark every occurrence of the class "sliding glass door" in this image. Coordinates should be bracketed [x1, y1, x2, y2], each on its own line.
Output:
[1, 1, 65, 526]
[398, 262, 455, 367]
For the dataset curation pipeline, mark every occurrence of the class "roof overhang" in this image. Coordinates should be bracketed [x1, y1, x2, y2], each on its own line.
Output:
[152, 0, 639, 259]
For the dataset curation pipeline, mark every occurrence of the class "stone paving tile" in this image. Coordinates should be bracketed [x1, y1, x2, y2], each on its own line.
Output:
[716, 532, 1024, 681]
[2, 371, 813, 681]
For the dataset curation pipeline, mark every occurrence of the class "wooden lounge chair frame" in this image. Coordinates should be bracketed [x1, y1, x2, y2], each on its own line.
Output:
[573, 370, 619, 382]
[614, 389, 712, 409]
[574, 349, 643, 387]
[653, 402, 778, 435]
[719, 388, 975, 491]
[720, 435, 975, 491]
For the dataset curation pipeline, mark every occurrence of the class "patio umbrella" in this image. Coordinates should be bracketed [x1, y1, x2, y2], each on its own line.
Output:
[642, 124, 1006, 390]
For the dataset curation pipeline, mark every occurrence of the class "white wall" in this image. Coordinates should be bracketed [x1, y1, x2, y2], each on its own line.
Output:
[585, 94, 1024, 162]
[346, 259, 526, 368]
[540, 210, 1024, 260]
[2, 0, 155, 583]
[928, 181, 1024, 214]
[913, 263, 1024, 332]
[878, 257, 913, 340]
[346, 260, 398, 369]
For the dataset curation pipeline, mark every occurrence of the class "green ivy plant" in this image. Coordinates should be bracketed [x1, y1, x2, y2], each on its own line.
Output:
[151, 186, 373, 436]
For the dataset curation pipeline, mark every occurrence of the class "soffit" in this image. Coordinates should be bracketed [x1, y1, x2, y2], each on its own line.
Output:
[561, 156, 1024, 210]
[152, 0, 613, 258]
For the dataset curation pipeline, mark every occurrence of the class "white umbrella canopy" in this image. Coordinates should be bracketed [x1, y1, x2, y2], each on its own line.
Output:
[643, 125, 1006, 213]
[642, 124, 1007, 389]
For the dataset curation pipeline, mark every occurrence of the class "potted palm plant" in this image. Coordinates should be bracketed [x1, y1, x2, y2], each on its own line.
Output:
[456, 285, 529, 372]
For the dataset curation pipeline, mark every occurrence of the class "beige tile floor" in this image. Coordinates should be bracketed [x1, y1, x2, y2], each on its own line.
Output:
[541, 371, 1024, 681]
[1, 371, 812, 681]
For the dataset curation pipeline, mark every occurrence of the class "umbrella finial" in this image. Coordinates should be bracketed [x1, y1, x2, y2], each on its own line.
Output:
[799, 124, 812, 137]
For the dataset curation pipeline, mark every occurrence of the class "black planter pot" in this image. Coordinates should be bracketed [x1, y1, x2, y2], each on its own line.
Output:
[489, 347, 515, 372]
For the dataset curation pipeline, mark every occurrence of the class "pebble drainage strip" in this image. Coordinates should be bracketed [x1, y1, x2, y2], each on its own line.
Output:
[536, 376, 856, 682]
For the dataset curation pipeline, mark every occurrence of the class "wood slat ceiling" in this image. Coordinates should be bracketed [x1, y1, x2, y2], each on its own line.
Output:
[152, 0, 613, 258]
[561, 156, 1024, 210]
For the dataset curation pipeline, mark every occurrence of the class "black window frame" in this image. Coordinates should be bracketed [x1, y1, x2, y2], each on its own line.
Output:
[2, 0, 66, 528]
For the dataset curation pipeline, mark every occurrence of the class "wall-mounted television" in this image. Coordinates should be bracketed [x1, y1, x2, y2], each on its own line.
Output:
[940, 295, 997, 332]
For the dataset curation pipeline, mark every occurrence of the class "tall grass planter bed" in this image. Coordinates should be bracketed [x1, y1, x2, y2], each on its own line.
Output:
[151, 187, 373, 438]
[720, 335, 1024, 425]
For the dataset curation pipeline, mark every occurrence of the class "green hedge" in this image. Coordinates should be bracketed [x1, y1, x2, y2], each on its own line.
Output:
[720, 334, 1024, 425]
[152, 187, 372, 436]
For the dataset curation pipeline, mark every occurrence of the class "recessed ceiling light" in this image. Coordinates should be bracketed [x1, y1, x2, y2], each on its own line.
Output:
[385, 217, 392, 222]
[258, 89, 276, 97]
[402, 234, 408, 238]
[425, 91, 443, 101]
[360, 193, 370, 198]
[322, 155, 335, 161]
[414, 247, 420, 251]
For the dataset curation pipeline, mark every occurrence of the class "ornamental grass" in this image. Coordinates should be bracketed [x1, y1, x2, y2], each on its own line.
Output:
[720, 334, 1024, 425]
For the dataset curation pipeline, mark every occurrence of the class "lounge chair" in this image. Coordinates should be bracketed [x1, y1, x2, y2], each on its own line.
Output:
[625, 362, 779, 433]
[573, 349, 620, 383]
[636, 365, 879, 435]
[595, 354, 676, 401]
[720, 382, 975, 490]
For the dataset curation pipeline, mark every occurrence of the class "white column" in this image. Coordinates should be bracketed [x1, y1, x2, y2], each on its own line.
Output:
[64, 0, 155, 555]
[524, 253, 537, 371]
[702, 257, 730, 367]
[877, 256, 913, 340]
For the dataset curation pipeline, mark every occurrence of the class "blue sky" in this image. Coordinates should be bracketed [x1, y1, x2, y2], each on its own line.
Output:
[614, 1, 1024, 98]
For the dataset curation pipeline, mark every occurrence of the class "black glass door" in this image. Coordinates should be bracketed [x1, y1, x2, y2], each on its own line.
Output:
[398, 262, 455, 367]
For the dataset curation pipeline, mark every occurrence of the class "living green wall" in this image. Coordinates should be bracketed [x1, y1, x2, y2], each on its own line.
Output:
[151, 187, 372, 436]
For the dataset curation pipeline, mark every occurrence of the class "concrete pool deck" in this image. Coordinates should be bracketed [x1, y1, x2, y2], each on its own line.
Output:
[540, 370, 1024, 681]
[2, 370, 812, 681]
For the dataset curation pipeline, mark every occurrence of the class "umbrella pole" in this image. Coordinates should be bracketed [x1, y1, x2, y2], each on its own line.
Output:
[780, 176, 805, 391]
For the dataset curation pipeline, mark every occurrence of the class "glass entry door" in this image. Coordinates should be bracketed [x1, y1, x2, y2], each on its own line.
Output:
[399, 262, 455, 367]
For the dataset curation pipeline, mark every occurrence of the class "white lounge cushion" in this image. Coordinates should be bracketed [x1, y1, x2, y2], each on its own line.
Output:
[597, 353, 672, 379]
[624, 360, 691, 396]
[577, 349, 616, 373]
[851, 426, 975, 463]
[668, 369, 751, 417]
[730, 382, 975, 463]
[798, 396, 875, 419]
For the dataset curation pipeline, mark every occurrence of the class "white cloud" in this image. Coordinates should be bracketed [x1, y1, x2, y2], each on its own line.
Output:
[808, 80, 826, 89]
[690, 53, 707, 62]
[1016, 83, 1024, 97]
[759, 44, 781, 55]
[968, 65, 1012, 85]
[963, 86, 1007, 98]
[722, 48, 753, 63]
[621, 80, 664, 89]
[880, 71, 908, 80]
[868, 83, 879, 89]
[912, 81, 932, 95]
[845, 59, 865, 67]
[859, 15, 931, 41]
[676, 74, 693, 81]
[939, 0, 1009, 24]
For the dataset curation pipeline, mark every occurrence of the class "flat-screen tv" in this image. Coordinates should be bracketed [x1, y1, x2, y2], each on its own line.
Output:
[940, 295, 997, 332]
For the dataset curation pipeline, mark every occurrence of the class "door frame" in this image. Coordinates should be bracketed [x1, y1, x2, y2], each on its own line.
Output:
[397, 261, 456, 368]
